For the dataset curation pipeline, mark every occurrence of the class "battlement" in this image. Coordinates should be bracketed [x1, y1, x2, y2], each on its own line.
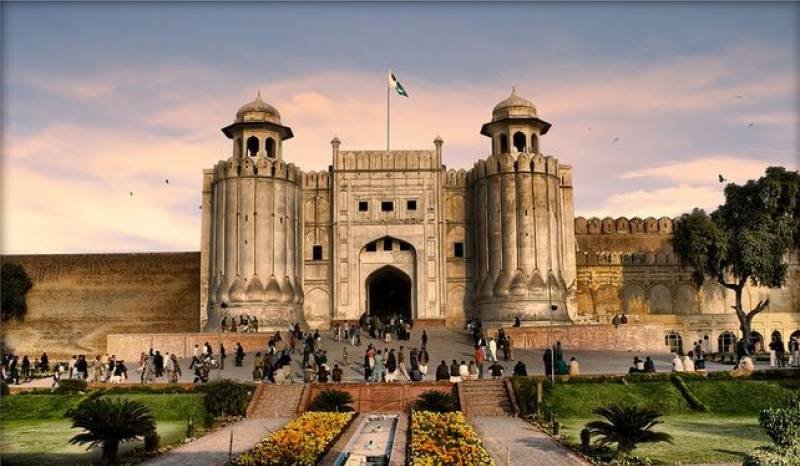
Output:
[470, 152, 567, 181]
[575, 216, 677, 235]
[443, 168, 468, 187]
[333, 150, 438, 171]
[302, 170, 331, 189]
[212, 157, 302, 183]
[576, 249, 679, 266]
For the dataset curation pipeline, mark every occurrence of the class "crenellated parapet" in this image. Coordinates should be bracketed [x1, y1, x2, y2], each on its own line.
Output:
[443, 168, 468, 187]
[334, 150, 437, 171]
[575, 216, 676, 235]
[301, 170, 331, 190]
[576, 250, 680, 266]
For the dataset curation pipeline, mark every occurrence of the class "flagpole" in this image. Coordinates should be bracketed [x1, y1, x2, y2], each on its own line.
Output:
[387, 69, 391, 151]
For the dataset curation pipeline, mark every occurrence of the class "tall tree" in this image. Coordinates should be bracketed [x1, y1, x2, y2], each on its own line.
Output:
[672, 167, 800, 354]
[1, 262, 33, 321]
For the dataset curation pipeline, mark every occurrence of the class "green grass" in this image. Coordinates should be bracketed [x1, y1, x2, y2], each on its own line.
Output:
[545, 381, 690, 418]
[0, 419, 186, 466]
[686, 379, 798, 415]
[559, 414, 768, 465]
[0, 393, 205, 465]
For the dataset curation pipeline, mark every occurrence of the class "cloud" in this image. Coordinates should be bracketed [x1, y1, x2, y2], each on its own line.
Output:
[578, 184, 724, 219]
[2, 43, 797, 253]
[618, 155, 783, 185]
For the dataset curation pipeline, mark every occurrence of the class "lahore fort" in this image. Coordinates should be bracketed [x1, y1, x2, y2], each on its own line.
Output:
[3, 91, 799, 359]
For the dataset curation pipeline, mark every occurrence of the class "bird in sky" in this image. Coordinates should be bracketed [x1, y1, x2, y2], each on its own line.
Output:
[719, 174, 727, 183]
[735, 95, 743, 99]
[587, 127, 591, 131]
[198, 205, 203, 209]
[165, 178, 169, 184]
[613, 137, 619, 142]
[129, 192, 134, 197]
[747, 122, 755, 128]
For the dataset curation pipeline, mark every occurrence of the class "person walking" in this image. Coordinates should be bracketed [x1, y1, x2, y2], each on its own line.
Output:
[219, 343, 226, 370]
[474, 345, 485, 379]
[93, 355, 103, 382]
[372, 350, 384, 382]
[506, 335, 514, 361]
[789, 336, 800, 367]
[488, 337, 497, 362]
[421, 330, 428, 348]
[769, 336, 778, 367]
[775, 336, 786, 368]
[543, 348, 553, 377]
[235, 343, 245, 367]
[418, 346, 430, 376]
[21, 355, 31, 383]
[398, 346, 409, 381]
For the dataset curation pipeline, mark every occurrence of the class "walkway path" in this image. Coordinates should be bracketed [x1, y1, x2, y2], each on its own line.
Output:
[472, 417, 588, 466]
[141, 417, 288, 466]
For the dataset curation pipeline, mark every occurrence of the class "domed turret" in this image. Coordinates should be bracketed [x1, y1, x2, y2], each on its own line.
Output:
[481, 88, 551, 155]
[235, 92, 282, 124]
[492, 88, 537, 121]
[222, 92, 293, 160]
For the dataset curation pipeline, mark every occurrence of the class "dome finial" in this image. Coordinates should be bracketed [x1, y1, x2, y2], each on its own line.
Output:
[256, 90, 262, 100]
[512, 86, 516, 94]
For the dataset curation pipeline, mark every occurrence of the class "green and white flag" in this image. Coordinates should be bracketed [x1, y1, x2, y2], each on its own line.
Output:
[389, 71, 409, 97]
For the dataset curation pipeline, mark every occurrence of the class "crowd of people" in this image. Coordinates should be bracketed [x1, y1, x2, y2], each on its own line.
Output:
[220, 314, 260, 333]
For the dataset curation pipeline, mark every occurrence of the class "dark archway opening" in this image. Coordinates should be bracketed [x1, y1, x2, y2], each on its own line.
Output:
[367, 266, 411, 321]
[513, 131, 526, 152]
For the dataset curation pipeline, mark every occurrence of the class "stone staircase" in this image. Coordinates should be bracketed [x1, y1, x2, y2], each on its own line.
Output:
[459, 379, 517, 417]
[246, 384, 306, 418]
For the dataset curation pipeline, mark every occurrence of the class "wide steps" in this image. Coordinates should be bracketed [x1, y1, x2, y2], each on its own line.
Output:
[247, 384, 305, 418]
[460, 380, 514, 417]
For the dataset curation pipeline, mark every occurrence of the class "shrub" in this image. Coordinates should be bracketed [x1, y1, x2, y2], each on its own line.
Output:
[743, 446, 800, 466]
[413, 390, 456, 413]
[686, 380, 796, 415]
[308, 389, 354, 412]
[1, 262, 33, 321]
[511, 376, 537, 415]
[585, 404, 673, 459]
[0, 380, 8, 397]
[55, 378, 88, 394]
[758, 405, 800, 449]
[144, 431, 160, 452]
[235, 411, 353, 465]
[203, 380, 253, 418]
[68, 396, 156, 464]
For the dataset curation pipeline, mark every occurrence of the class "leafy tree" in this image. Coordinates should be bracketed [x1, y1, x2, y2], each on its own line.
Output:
[1, 262, 33, 321]
[672, 167, 800, 354]
[308, 389, 354, 412]
[585, 403, 673, 459]
[68, 397, 156, 464]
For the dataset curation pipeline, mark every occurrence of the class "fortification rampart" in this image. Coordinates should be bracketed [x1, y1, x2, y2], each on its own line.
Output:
[1, 253, 200, 358]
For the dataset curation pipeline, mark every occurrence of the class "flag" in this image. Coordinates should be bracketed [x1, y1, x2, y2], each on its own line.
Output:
[389, 71, 409, 97]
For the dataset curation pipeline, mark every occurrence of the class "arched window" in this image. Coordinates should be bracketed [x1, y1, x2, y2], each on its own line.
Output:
[265, 137, 276, 158]
[513, 132, 526, 152]
[530, 134, 539, 153]
[665, 331, 683, 355]
[499, 134, 509, 154]
[749, 331, 764, 352]
[246, 136, 259, 157]
[718, 331, 737, 353]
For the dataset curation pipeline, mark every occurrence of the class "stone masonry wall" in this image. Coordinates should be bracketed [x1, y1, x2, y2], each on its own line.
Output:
[1, 253, 200, 358]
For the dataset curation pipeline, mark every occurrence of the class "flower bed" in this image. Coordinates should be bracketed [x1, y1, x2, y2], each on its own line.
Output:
[410, 411, 495, 466]
[234, 411, 354, 466]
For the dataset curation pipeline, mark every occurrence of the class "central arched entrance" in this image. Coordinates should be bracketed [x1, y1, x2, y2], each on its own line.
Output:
[366, 266, 412, 321]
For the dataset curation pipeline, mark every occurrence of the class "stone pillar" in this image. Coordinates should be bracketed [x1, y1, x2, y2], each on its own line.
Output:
[474, 161, 489, 298]
[486, 156, 502, 297]
[531, 154, 549, 275]
[514, 154, 534, 294]
[496, 154, 517, 297]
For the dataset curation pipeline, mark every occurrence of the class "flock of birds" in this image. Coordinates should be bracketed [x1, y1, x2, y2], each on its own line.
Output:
[128, 178, 203, 209]
[126, 95, 752, 199]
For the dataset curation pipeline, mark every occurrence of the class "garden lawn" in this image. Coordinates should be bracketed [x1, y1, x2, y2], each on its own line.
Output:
[559, 414, 768, 465]
[0, 393, 205, 465]
[544, 381, 690, 418]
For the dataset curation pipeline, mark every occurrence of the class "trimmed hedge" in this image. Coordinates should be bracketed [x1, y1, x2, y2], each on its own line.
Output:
[686, 380, 797, 415]
[53, 379, 87, 393]
[511, 376, 538, 416]
[544, 380, 690, 418]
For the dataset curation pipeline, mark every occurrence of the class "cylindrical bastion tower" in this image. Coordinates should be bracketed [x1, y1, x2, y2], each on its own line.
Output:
[470, 90, 577, 323]
[205, 94, 305, 330]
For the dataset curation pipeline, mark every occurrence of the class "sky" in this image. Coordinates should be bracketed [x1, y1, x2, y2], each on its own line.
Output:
[2, 2, 798, 254]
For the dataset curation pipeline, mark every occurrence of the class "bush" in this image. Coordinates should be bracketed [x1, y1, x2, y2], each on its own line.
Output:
[1, 262, 33, 321]
[0, 380, 8, 397]
[204, 380, 253, 418]
[54, 378, 88, 394]
[759, 405, 800, 449]
[743, 446, 800, 466]
[686, 380, 796, 415]
[511, 376, 537, 415]
[308, 389, 354, 412]
[144, 430, 160, 452]
[413, 390, 457, 413]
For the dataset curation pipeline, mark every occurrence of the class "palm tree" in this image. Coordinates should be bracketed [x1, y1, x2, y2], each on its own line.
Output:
[69, 397, 156, 464]
[585, 404, 673, 459]
[308, 389, 355, 412]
